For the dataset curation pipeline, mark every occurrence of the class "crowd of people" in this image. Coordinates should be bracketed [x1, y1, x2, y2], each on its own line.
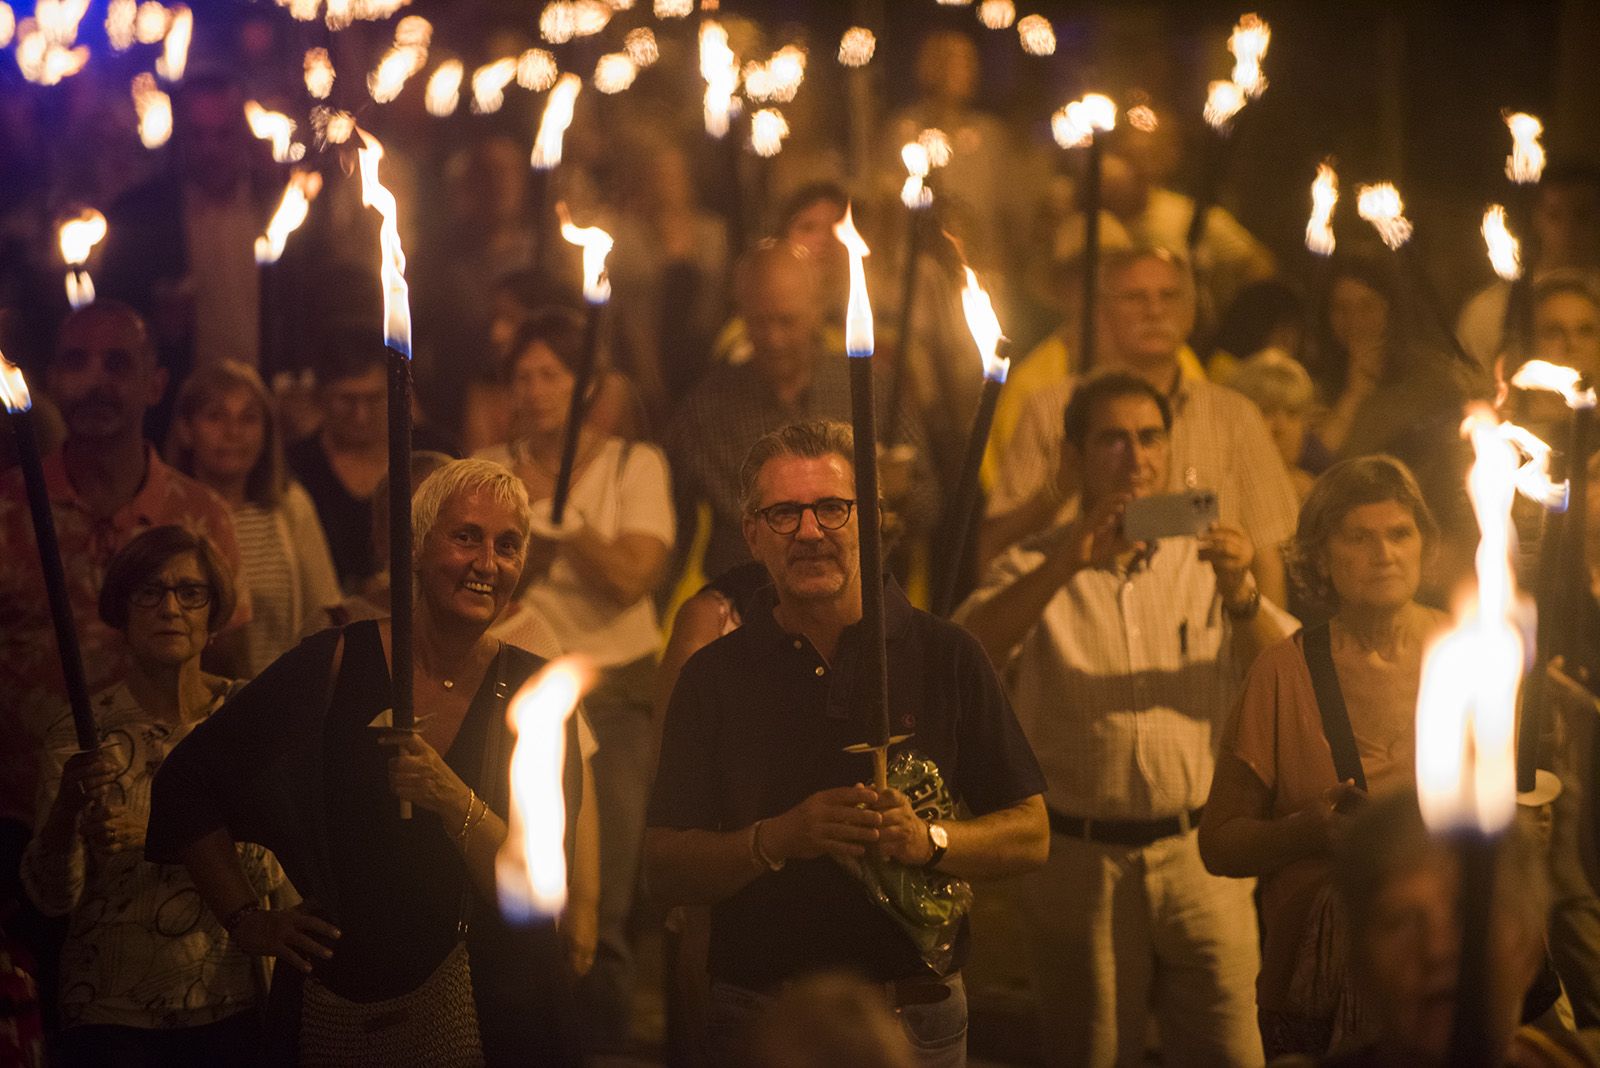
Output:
[2, 11, 1600, 1068]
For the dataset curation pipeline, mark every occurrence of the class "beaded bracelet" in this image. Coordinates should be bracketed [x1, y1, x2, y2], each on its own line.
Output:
[222, 902, 262, 935]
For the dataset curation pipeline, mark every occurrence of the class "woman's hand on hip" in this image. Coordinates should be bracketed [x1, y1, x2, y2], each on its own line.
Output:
[231, 906, 341, 973]
[378, 729, 470, 818]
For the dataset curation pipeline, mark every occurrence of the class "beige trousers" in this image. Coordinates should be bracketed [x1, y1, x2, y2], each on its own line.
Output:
[1018, 829, 1264, 1068]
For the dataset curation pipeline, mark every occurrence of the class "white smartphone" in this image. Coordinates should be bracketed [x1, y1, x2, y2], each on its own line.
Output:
[1122, 490, 1220, 543]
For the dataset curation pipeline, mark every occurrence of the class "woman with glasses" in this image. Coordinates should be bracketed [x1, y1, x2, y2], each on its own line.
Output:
[474, 307, 673, 1054]
[21, 525, 282, 1066]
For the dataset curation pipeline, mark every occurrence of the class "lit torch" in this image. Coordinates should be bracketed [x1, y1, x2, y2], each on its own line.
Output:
[699, 19, 740, 139]
[887, 139, 936, 445]
[0, 350, 98, 752]
[471, 57, 518, 114]
[154, 3, 190, 82]
[1305, 162, 1338, 257]
[131, 73, 172, 148]
[834, 205, 893, 790]
[497, 657, 596, 922]
[1481, 205, 1522, 282]
[1505, 112, 1546, 186]
[57, 208, 106, 310]
[531, 73, 581, 170]
[424, 60, 463, 117]
[245, 101, 301, 163]
[1228, 12, 1270, 99]
[1189, 79, 1249, 255]
[304, 47, 334, 99]
[356, 130, 416, 811]
[550, 204, 613, 527]
[1503, 112, 1547, 358]
[933, 266, 1009, 618]
[256, 170, 322, 265]
[749, 108, 789, 157]
[1053, 93, 1116, 371]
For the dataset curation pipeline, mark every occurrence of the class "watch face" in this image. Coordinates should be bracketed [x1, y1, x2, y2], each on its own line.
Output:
[929, 823, 949, 849]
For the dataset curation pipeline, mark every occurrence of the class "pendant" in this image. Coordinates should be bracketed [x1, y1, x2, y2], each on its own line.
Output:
[442, 679, 455, 690]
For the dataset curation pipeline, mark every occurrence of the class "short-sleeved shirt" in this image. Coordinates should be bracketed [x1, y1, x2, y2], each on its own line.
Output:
[1223, 607, 1444, 1013]
[985, 364, 1299, 563]
[647, 580, 1045, 988]
[285, 437, 376, 592]
[477, 437, 674, 667]
[0, 445, 248, 824]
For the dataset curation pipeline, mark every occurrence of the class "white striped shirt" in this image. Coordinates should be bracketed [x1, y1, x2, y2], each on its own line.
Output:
[234, 503, 295, 676]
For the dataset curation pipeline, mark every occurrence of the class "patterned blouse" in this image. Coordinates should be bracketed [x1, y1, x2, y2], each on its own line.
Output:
[20, 682, 284, 1030]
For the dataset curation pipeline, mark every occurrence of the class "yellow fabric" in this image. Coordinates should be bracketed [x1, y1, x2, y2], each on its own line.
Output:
[981, 338, 1207, 493]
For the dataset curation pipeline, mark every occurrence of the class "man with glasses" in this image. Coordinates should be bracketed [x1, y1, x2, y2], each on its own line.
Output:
[978, 247, 1297, 611]
[0, 301, 249, 1032]
[647, 421, 1047, 1067]
[956, 374, 1293, 1067]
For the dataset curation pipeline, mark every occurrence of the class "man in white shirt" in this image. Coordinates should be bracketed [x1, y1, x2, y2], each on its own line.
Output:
[957, 373, 1293, 1067]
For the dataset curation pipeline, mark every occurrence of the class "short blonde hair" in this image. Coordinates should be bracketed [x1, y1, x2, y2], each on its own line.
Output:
[1229, 348, 1316, 415]
[411, 458, 533, 552]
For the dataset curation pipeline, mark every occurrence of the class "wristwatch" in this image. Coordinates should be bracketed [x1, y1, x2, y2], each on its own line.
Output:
[922, 821, 949, 870]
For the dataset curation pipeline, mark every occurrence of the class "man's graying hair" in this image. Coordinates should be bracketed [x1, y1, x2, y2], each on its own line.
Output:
[739, 421, 856, 513]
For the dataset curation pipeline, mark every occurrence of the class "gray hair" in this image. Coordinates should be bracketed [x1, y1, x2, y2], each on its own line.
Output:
[738, 420, 855, 514]
[1098, 244, 1196, 301]
[1228, 348, 1316, 415]
[412, 458, 534, 549]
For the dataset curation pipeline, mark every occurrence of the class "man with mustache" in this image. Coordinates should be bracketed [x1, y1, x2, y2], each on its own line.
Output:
[0, 302, 248, 1009]
[956, 373, 1294, 1067]
[647, 421, 1047, 1067]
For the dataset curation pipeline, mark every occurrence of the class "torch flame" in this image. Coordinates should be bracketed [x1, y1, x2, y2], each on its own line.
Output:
[750, 108, 789, 157]
[131, 73, 172, 148]
[355, 130, 412, 357]
[517, 48, 558, 91]
[556, 203, 614, 305]
[592, 52, 638, 95]
[105, 0, 133, 50]
[624, 28, 658, 68]
[900, 143, 932, 210]
[1305, 162, 1338, 257]
[58, 208, 106, 267]
[155, 3, 190, 82]
[1051, 93, 1116, 149]
[245, 101, 301, 163]
[255, 170, 323, 265]
[1416, 405, 1542, 834]
[1481, 205, 1522, 282]
[1017, 14, 1055, 55]
[304, 47, 335, 99]
[424, 60, 463, 117]
[699, 19, 740, 139]
[0, 348, 33, 414]
[1356, 182, 1413, 250]
[961, 267, 1008, 382]
[496, 656, 595, 922]
[531, 72, 581, 171]
[833, 203, 874, 358]
[838, 26, 875, 67]
[1203, 80, 1246, 131]
[369, 44, 427, 104]
[134, 0, 165, 44]
[472, 57, 518, 113]
[1228, 12, 1270, 99]
[1510, 360, 1599, 411]
[1505, 112, 1546, 185]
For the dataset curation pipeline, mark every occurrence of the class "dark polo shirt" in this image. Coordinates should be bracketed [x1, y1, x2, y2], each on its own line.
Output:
[647, 580, 1045, 988]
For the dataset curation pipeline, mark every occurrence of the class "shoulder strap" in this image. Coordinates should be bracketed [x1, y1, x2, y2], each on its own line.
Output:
[308, 630, 347, 920]
[1302, 622, 1367, 792]
[458, 643, 512, 938]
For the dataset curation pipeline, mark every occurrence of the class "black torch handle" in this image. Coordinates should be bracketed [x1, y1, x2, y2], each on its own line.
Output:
[849, 356, 890, 756]
[14, 410, 97, 751]
[933, 376, 1004, 619]
[1080, 135, 1103, 374]
[1186, 126, 1233, 256]
[1445, 832, 1498, 1068]
[551, 301, 602, 525]
[386, 348, 414, 735]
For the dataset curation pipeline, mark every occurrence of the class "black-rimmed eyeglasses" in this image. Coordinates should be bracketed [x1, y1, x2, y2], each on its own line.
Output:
[130, 583, 213, 610]
[752, 497, 856, 535]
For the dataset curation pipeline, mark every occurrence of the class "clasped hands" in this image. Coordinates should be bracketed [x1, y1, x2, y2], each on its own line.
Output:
[762, 785, 933, 868]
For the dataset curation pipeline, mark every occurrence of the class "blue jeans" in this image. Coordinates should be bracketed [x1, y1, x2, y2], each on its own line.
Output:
[706, 973, 967, 1068]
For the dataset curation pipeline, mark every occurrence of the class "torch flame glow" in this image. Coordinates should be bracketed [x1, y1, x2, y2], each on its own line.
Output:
[58, 208, 106, 267]
[1481, 205, 1522, 282]
[496, 656, 595, 922]
[471, 57, 518, 113]
[155, 4, 190, 82]
[311, 107, 354, 146]
[1203, 79, 1246, 130]
[1017, 14, 1055, 55]
[750, 108, 789, 157]
[131, 73, 172, 148]
[1415, 405, 1542, 834]
[1306, 162, 1338, 256]
[977, 0, 1015, 31]
[900, 143, 932, 210]
[424, 60, 463, 117]
[557, 203, 614, 305]
[1051, 93, 1116, 149]
[1510, 360, 1599, 411]
[1505, 112, 1546, 185]
[255, 170, 323, 265]
[105, 0, 133, 50]
[16, 4, 90, 87]
[592, 52, 638, 95]
[654, 0, 691, 16]
[355, 130, 412, 357]
[134, 0, 165, 44]
[833, 203, 874, 358]
[1228, 12, 1270, 99]
[699, 20, 740, 139]
[517, 48, 558, 91]
[304, 47, 335, 99]
[624, 28, 658, 68]
[531, 73, 581, 171]
[245, 101, 300, 163]
[838, 26, 875, 67]
[0, 349, 33, 414]
[961, 267, 1008, 382]
[1356, 182, 1413, 250]
[368, 44, 427, 104]
[918, 128, 953, 169]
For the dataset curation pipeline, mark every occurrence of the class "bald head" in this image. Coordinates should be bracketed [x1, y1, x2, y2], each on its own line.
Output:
[50, 301, 165, 445]
[738, 241, 824, 390]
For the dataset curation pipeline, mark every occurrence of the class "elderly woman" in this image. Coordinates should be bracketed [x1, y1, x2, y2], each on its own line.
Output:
[1198, 456, 1448, 1058]
[147, 459, 598, 1066]
[22, 526, 281, 1065]
[168, 359, 341, 676]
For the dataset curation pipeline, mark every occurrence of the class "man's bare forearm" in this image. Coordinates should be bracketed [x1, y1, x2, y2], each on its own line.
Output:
[937, 795, 1049, 879]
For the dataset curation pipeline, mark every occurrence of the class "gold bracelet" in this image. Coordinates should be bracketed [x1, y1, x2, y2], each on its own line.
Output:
[459, 796, 488, 846]
[751, 819, 785, 872]
[454, 792, 479, 844]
